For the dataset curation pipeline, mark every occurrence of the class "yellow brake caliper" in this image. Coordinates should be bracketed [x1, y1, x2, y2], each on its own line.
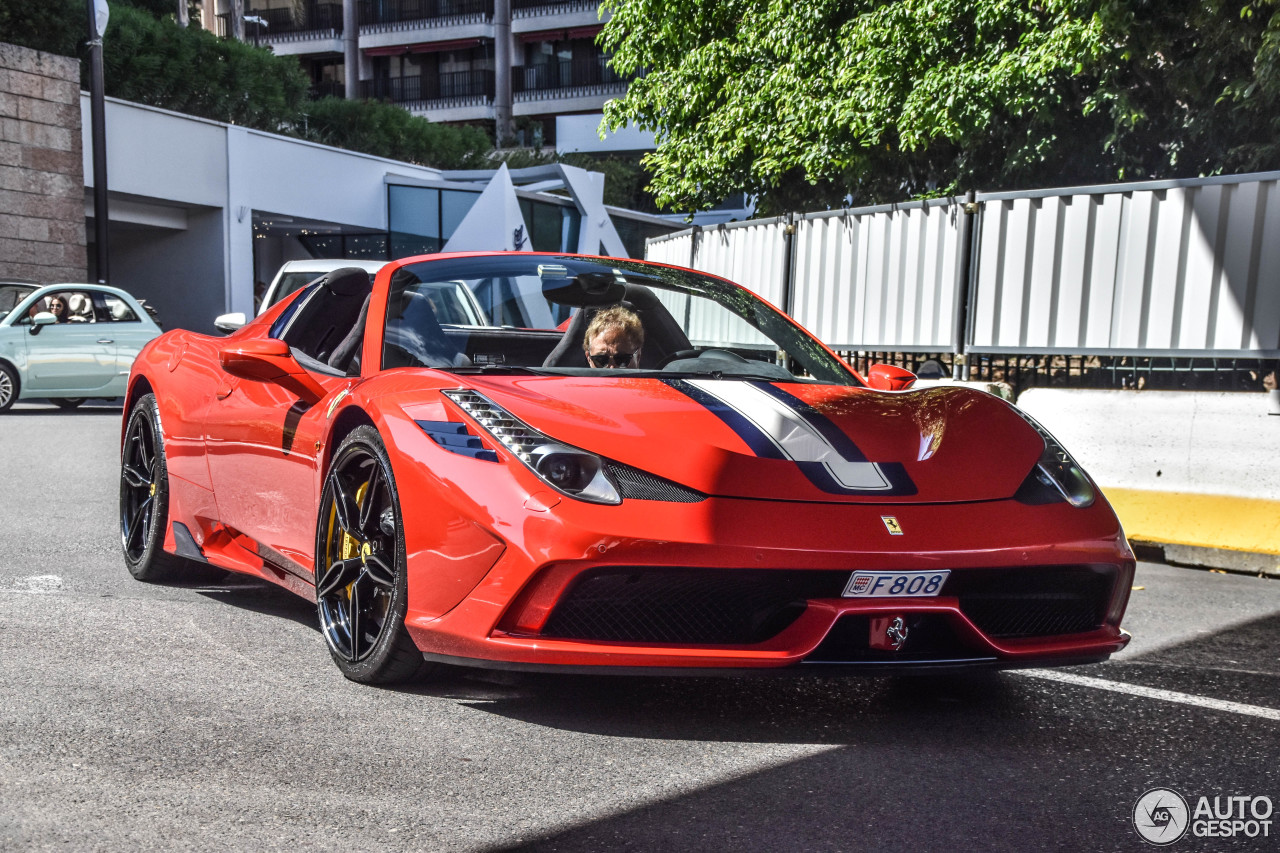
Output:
[332, 482, 370, 598]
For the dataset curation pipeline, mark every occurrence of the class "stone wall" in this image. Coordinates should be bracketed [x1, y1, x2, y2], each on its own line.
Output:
[0, 42, 86, 283]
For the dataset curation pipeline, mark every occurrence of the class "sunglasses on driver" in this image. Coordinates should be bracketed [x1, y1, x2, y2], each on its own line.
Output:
[588, 351, 638, 368]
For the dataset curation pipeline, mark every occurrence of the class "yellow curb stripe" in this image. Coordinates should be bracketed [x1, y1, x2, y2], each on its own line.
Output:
[1103, 488, 1280, 556]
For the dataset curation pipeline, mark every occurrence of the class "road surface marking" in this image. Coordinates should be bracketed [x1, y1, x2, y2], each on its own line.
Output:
[1017, 668, 1280, 722]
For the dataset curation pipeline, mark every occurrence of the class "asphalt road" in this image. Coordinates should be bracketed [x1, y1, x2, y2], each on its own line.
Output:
[1, 400, 1278, 852]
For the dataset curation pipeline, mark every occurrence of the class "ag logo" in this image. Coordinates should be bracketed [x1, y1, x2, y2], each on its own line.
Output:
[1133, 788, 1189, 845]
[881, 516, 903, 535]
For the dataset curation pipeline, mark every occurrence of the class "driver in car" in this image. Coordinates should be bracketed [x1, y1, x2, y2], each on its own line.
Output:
[583, 306, 644, 369]
[28, 295, 69, 322]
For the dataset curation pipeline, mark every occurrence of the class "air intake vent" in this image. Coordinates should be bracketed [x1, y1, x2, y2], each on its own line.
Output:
[541, 568, 845, 644]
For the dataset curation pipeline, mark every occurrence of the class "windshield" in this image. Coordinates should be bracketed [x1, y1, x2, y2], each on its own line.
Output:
[382, 255, 858, 385]
[0, 284, 37, 316]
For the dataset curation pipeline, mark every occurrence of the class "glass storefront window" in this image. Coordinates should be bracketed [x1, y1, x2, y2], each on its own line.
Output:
[441, 190, 478, 242]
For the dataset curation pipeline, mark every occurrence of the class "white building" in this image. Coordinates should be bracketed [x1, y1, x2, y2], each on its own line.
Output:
[85, 94, 679, 333]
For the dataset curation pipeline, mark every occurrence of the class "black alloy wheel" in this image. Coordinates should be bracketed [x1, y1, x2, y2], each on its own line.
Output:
[120, 393, 191, 581]
[315, 426, 430, 684]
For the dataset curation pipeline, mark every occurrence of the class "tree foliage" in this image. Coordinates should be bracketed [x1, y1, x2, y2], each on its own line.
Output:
[301, 97, 492, 169]
[103, 5, 312, 128]
[0, 0, 84, 58]
[0, 0, 494, 170]
[601, 0, 1280, 213]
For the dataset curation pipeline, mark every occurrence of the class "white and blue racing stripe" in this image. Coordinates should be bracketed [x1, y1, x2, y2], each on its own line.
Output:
[666, 379, 916, 496]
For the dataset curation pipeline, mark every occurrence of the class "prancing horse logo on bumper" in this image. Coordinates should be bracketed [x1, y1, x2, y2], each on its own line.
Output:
[881, 516, 903, 535]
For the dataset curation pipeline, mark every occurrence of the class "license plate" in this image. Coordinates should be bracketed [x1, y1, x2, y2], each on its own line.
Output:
[842, 570, 950, 598]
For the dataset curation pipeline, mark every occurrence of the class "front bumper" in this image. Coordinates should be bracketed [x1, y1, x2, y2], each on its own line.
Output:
[401, 492, 1134, 673]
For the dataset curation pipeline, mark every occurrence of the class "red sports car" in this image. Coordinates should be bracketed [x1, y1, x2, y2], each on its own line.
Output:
[120, 253, 1132, 684]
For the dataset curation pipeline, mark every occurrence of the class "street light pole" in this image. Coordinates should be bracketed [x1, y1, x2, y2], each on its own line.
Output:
[86, 0, 110, 285]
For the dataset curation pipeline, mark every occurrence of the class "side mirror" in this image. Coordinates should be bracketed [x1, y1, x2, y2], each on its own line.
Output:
[28, 311, 56, 334]
[219, 338, 327, 403]
[214, 312, 246, 335]
[867, 363, 916, 391]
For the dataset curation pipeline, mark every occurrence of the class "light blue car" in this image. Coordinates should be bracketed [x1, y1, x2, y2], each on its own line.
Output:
[0, 283, 162, 412]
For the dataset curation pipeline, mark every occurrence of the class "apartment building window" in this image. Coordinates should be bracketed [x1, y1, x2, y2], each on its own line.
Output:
[365, 46, 495, 103]
[359, 0, 492, 28]
[307, 58, 345, 99]
[517, 37, 619, 92]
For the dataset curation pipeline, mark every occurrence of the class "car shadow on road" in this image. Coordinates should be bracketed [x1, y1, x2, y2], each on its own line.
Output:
[184, 572, 319, 631]
[475, 617, 1280, 853]
[1090, 609, 1280, 709]
[425, 611, 1280, 746]
[404, 666, 1039, 746]
[5, 404, 124, 415]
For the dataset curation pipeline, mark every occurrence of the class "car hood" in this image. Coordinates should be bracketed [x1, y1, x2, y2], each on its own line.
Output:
[453, 376, 1045, 504]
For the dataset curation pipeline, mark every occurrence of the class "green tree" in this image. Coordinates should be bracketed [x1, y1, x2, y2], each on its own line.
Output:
[103, 5, 311, 128]
[0, 0, 494, 169]
[302, 97, 492, 169]
[601, 0, 1280, 213]
[0, 0, 83, 58]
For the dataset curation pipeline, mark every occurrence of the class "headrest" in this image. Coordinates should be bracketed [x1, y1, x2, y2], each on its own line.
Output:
[67, 293, 91, 314]
[620, 282, 660, 310]
[320, 267, 372, 297]
[542, 271, 626, 307]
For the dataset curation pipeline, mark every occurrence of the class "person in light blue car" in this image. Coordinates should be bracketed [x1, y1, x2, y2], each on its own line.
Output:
[0, 284, 162, 412]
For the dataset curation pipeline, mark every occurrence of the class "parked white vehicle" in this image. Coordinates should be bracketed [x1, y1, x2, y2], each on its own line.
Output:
[215, 260, 387, 334]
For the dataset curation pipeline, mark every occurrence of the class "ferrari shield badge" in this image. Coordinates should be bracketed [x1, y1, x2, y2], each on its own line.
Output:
[881, 515, 903, 535]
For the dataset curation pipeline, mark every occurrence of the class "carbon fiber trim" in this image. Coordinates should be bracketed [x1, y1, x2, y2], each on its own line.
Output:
[605, 462, 706, 503]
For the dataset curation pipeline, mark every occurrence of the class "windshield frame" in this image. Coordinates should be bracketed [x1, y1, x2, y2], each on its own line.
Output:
[380, 254, 862, 386]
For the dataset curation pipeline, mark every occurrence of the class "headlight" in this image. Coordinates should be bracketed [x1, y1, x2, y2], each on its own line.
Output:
[443, 389, 621, 505]
[1012, 407, 1095, 508]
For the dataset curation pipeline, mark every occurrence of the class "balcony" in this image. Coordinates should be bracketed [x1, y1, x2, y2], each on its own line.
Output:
[358, 0, 492, 31]
[360, 70, 494, 108]
[311, 79, 347, 99]
[514, 56, 630, 100]
[512, 0, 600, 15]
[217, 2, 345, 41]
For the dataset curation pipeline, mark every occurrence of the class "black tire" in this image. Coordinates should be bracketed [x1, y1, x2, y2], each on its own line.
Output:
[52, 398, 85, 410]
[0, 362, 17, 413]
[315, 425, 433, 684]
[120, 393, 194, 582]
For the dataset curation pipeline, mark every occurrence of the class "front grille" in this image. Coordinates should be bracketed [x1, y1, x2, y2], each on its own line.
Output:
[954, 567, 1113, 638]
[541, 568, 844, 645]
[536, 564, 1117, 646]
[605, 462, 706, 503]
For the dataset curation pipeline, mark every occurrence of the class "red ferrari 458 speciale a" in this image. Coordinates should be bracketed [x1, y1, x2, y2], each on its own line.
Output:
[120, 253, 1132, 683]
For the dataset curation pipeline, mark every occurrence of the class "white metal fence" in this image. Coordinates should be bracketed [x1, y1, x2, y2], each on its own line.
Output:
[647, 170, 1280, 359]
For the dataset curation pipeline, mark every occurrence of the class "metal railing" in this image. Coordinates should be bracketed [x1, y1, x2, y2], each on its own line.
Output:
[358, 0, 491, 27]
[514, 55, 625, 93]
[836, 351, 1278, 395]
[360, 70, 494, 104]
[310, 79, 346, 99]
[513, 0, 598, 11]
[649, 171, 1280, 389]
[219, 2, 344, 37]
